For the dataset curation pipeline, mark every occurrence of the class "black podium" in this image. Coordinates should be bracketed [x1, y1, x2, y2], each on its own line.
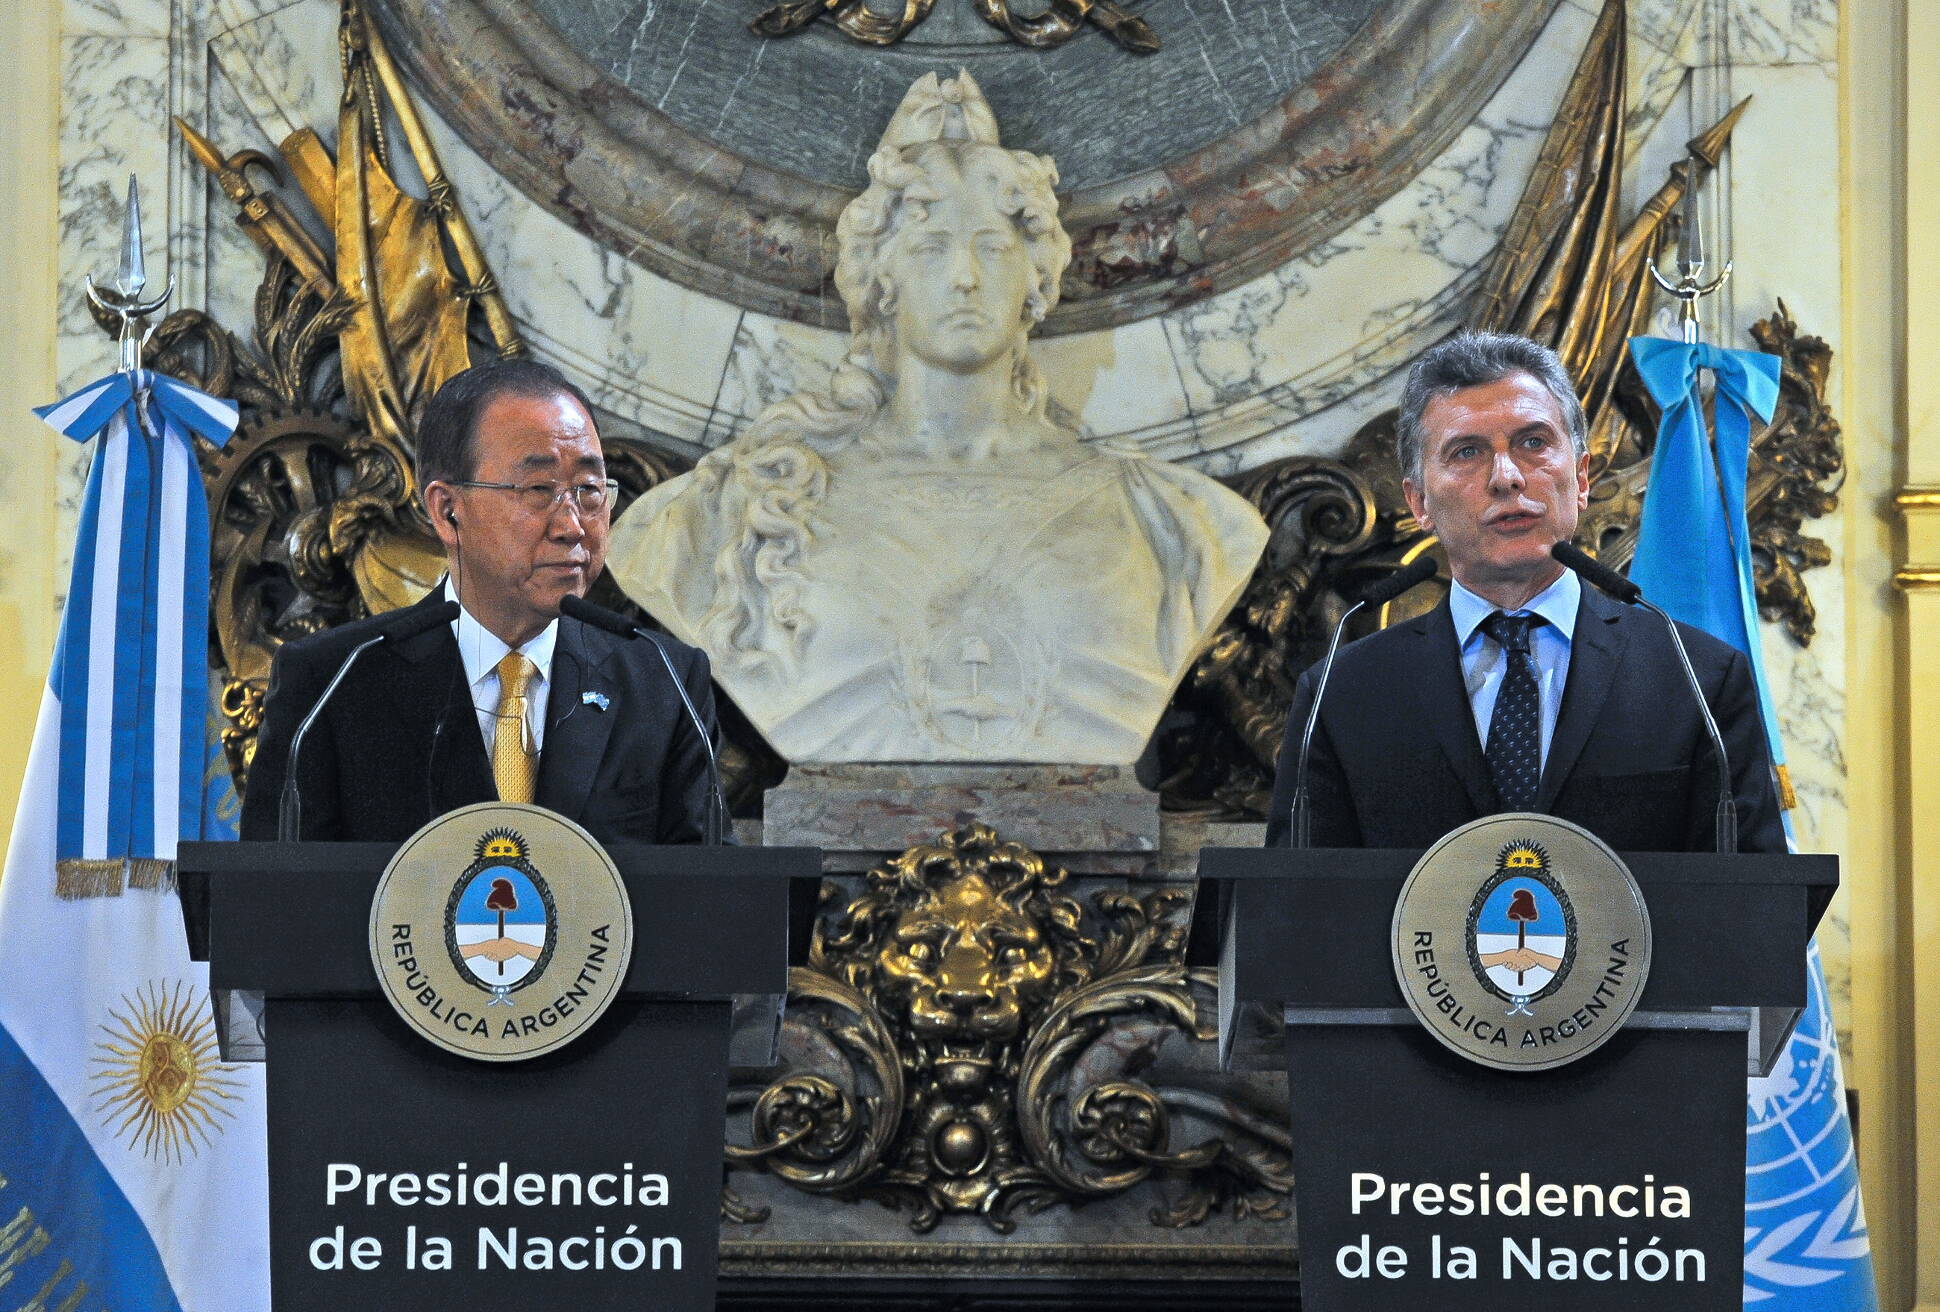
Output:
[1195, 845, 1836, 1312]
[178, 840, 820, 1312]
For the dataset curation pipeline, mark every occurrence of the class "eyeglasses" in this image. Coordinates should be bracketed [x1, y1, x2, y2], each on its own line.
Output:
[448, 478, 619, 517]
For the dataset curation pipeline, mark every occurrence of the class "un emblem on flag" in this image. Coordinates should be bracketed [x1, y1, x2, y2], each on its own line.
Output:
[370, 803, 632, 1061]
[1391, 814, 1651, 1072]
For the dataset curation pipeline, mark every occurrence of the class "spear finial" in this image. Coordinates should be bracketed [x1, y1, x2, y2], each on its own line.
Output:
[84, 174, 174, 374]
[1676, 157, 1705, 282]
[114, 175, 147, 298]
[1651, 152, 1733, 346]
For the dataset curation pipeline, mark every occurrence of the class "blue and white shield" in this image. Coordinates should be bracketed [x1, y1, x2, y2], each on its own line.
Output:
[1469, 875, 1573, 1008]
[449, 865, 552, 992]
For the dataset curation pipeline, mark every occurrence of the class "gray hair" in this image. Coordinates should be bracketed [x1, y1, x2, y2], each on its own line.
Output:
[1395, 331, 1588, 484]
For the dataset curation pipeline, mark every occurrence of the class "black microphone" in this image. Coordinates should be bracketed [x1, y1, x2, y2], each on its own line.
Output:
[1287, 556, 1438, 848]
[1548, 540, 1641, 605]
[1357, 554, 1441, 610]
[279, 599, 461, 842]
[1550, 541, 1737, 853]
[559, 594, 728, 846]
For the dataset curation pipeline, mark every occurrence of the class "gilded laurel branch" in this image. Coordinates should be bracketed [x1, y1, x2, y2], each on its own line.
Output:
[725, 825, 1292, 1233]
[1746, 301, 1842, 644]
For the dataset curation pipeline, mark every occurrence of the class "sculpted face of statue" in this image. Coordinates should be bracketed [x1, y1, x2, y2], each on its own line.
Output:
[606, 74, 1268, 765]
[881, 155, 1037, 376]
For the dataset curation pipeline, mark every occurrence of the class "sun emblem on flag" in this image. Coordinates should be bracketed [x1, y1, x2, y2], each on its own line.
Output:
[90, 980, 245, 1162]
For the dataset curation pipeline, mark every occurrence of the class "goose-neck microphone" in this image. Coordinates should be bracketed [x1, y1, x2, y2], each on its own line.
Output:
[559, 594, 728, 846]
[279, 599, 461, 842]
[1287, 556, 1438, 848]
[1549, 541, 1736, 852]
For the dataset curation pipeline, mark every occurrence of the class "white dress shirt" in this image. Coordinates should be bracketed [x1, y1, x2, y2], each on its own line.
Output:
[1447, 567, 1580, 773]
[445, 579, 558, 758]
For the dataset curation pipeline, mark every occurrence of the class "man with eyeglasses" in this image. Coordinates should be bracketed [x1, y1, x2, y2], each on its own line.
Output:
[242, 358, 726, 844]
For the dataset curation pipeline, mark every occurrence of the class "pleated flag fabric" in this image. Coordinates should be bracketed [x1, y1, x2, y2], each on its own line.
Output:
[0, 368, 268, 1309]
[1628, 336, 1878, 1309]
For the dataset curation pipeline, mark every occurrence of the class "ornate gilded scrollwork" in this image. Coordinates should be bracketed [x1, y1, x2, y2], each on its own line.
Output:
[727, 825, 1290, 1232]
[132, 2, 694, 790]
[751, 0, 1159, 53]
[1744, 303, 1842, 644]
[1157, 456, 1395, 816]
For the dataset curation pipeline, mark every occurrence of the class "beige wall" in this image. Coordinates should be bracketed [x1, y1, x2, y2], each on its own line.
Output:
[0, 0, 64, 865]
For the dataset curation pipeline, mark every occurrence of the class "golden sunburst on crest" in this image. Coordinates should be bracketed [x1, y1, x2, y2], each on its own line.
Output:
[1498, 842, 1550, 871]
[475, 827, 529, 863]
[91, 981, 245, 1163]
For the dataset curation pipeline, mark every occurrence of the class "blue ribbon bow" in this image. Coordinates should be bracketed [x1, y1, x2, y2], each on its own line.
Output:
[1626, 335, 1786, 779]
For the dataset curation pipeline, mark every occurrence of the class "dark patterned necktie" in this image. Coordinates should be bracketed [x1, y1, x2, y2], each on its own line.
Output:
[1481, 612, 1543, 812]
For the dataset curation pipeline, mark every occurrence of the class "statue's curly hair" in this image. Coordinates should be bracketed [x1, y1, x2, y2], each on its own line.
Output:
[692, 138, 1074, 673]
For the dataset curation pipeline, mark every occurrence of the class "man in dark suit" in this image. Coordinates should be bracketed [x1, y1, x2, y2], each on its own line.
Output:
[242, 358, 722, 844]
[1265, 331, 1784, 854]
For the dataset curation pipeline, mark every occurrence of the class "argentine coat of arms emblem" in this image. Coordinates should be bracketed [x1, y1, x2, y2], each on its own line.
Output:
[370, 803, 633, 1061]
[1391, 813, 1651, 1072]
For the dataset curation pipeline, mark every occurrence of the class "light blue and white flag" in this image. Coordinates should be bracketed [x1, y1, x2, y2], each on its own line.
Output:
[1629, 335, 1877, 1309]
[0, 368, 268, 1310]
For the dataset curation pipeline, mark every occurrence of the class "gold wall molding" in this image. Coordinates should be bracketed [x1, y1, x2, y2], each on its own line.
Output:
[750, 0, 1160, 52]
[1902, 0, 1940, 1305]
[1891, 487, 1940, 591]
[1846, 0, 1940, 1304]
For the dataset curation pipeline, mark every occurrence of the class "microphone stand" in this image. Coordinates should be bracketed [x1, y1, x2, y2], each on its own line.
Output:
[279, 600, 462, 842]
[1550, 543, 1737, 854]
[560, 595, 728, 846]
[1289, 556, 1439, 848]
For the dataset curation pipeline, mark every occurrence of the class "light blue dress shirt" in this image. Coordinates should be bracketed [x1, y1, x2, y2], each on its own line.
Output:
[1447, 568, 1581, 773]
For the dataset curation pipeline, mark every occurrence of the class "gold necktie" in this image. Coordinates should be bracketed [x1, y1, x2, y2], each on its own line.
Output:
[492, 652, 538, 804]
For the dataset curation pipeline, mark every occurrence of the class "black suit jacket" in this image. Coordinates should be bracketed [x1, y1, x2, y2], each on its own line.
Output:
[241, 589, 724, 845]
[1263, 584, 1786, 854]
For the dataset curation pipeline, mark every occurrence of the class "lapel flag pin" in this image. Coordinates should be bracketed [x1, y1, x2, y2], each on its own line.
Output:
[582, 690, 611, 711]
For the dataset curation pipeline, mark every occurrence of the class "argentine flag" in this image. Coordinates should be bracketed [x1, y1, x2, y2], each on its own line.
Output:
[0, 370, 267, 1309]
[1628, 336, 1877, 1308]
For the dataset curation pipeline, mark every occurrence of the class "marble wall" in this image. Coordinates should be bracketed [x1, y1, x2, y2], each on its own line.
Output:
[52, 0, 1850, 1015]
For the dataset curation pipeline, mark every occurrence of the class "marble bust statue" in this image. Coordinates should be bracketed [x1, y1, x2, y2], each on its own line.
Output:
[606, 72, 1268, 764]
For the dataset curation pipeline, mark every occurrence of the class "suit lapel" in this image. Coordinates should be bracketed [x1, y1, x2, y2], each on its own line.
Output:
[1407, 599, 1499, 816]
[1536, 583, 1629, 811]
[387, 591, 495, 814]
[536, 618, 619, 823]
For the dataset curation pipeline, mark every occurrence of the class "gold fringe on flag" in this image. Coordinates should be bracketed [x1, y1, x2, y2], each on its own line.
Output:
[55, 857, 177, 900]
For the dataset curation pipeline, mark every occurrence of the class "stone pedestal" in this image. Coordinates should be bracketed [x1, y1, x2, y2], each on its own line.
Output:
[762, 762, 1263, 877]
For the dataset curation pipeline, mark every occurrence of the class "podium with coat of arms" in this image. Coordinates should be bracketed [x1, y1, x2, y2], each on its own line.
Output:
[1194, 814, 1837, 1312]
[178, 805, 819, 1311]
